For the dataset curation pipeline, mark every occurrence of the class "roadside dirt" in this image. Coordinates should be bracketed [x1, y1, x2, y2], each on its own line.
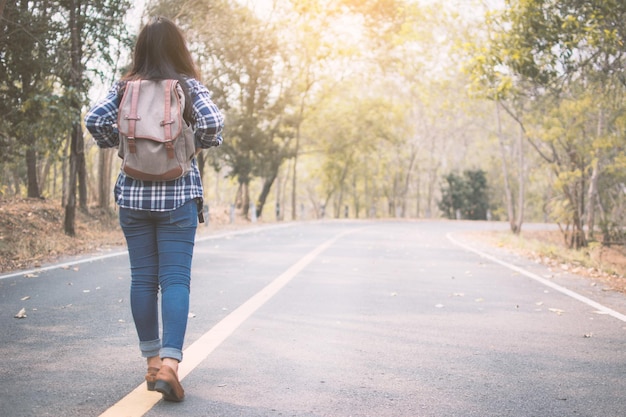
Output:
[467, 229, 626, 294]
[0, 198, 239, 273]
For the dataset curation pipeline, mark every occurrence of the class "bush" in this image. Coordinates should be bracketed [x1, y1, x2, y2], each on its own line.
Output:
[438, 169, 489, 220]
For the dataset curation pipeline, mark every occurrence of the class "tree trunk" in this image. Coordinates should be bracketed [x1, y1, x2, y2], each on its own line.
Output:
[78, 144, 87, 211]
[256, 173, 277, 218]
[39, 154, 52, 197]
[61, 133, 70, 206]
[64, 0, 84, 234]
[586, 110, 603, 242]
[291, 132, 300, 220]
[235, 182, 243, 210]
[64, 135, 78, 236]
[12, 169, 21, 195]
[236, 181, 250, 218]
[562, 183, 587, 249]
[98, 148, 114, 209]
[26, 146, 41, 198]
[515, 123, 525, 234]
[496, 101, 517, 233]
[401, 147, 417, 218]
[586, 182, 599, 241]
[415, 173, 421, 218]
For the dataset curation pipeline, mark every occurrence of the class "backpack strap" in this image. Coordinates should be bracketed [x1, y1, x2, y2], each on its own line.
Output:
[162, 79, 175, 159]
[124, 80, 142, 154]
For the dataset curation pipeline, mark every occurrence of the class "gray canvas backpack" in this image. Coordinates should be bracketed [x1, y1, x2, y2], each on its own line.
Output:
[117, 79, 196, 181]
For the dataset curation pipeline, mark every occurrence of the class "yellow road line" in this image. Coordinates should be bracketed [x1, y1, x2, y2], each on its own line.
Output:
[98, 228, 357, 417]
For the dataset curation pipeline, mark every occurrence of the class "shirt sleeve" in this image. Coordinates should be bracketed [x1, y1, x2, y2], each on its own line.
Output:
[84, 83, 122, 148]
[187, 79, 225, 148]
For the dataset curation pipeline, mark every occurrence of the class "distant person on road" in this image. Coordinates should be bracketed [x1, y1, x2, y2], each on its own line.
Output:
[84, 16, 224, 402]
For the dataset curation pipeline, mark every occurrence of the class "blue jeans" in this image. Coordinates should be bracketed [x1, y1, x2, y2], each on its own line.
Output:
[119, 199, 198, 362]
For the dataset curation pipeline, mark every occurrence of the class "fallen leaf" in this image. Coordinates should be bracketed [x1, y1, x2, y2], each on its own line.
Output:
[14, 308, 27, 318]
[21, 296, 30, 301]
[24, 273, 38, 278]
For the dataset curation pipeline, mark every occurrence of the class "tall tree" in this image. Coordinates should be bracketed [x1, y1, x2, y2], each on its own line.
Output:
[150, 0, 296, 219]
[0, 0, 67, 198]
[467, 0, 626, 248]
[55, 0, 131, 235]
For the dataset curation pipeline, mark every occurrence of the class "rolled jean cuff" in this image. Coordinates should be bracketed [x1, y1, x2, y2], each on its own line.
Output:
[160, 347, 183, 362]
[139, 339, 161, 358]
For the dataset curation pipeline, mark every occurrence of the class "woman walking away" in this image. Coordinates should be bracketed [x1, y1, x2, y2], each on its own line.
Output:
[84, 16, 224, 402]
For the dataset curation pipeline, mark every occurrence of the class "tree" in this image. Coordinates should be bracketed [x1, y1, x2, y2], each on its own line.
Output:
[466, 0, 626, 248]
[0, 0, 69, 199]
[149, 0, 296, 219]
[438, 170, 490, 220]
[55, 0, 131, 235]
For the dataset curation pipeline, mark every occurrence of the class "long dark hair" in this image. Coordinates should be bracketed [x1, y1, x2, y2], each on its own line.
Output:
[123, 16, 198, 122]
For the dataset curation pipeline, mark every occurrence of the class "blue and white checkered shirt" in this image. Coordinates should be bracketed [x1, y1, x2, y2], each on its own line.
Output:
[84, 77, 224, 211]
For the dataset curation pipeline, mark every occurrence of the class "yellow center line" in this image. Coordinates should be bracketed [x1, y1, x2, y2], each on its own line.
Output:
[98, 228, 358, 417]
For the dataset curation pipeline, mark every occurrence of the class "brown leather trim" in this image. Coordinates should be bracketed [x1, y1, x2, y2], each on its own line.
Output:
[123, 165, 183, 181]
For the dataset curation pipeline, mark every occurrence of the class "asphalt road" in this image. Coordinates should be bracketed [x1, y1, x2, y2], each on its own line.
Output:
[1, 220, 625, 417]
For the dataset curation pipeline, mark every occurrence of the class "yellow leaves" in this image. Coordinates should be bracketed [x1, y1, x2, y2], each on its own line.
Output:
[495, 76, 513, 95]
[560, 14, 580, 31]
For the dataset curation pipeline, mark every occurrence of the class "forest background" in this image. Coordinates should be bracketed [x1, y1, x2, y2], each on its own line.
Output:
[1, 0, 625, 276]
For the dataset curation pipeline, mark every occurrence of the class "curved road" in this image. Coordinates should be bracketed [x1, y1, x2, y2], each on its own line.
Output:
[1, 220, 625, 417]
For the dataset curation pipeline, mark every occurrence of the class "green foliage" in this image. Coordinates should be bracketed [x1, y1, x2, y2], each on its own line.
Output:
[465, 0, 626, 247]
[2, 0, 624, 243]
[149, 0, 298, 216]
[0, 0, 57, 162]
[438, 170, 490, 220]
[0, 0, 132, 201]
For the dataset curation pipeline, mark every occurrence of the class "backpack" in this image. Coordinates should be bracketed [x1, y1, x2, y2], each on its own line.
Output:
[117, 79, 196, 181]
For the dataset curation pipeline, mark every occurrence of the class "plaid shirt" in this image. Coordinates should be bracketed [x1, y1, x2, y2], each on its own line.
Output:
[84, 77, 224, 211]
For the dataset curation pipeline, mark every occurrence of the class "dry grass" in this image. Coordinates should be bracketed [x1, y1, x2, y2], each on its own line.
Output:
[470, 229, 626, 293]
[0, 198, 125, 272]
[0, 198, 245, 273]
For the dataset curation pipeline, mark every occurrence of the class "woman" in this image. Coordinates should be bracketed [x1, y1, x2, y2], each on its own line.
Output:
[85, 16, 224, 402]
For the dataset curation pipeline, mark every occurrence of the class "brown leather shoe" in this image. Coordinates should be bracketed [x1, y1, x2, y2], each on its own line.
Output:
[154, 365, 184, 402]
[145, 367, 160, 391]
